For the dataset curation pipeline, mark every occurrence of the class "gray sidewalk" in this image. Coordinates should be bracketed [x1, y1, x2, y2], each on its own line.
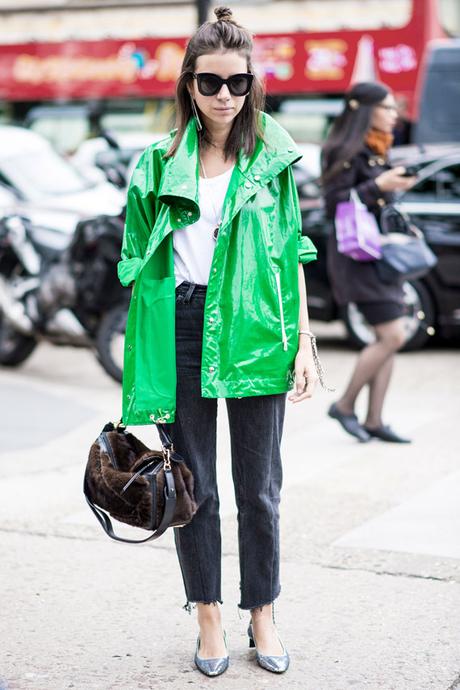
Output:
[1, 327, 459, 690]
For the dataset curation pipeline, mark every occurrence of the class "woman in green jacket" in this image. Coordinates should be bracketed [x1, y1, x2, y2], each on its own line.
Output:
[119, 5, 319, 677]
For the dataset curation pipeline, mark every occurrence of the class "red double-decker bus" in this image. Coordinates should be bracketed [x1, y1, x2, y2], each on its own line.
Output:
[0, 0, 458, 147]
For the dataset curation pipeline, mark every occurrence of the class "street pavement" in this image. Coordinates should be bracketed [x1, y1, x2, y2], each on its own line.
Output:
[1, 323, 459, 690]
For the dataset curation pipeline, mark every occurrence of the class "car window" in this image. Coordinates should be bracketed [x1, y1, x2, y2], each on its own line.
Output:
[435, 164, 460, 200]
[408, 175, 436, 198]
[404, 163, 460, 201]
[0, 149, 92, 201]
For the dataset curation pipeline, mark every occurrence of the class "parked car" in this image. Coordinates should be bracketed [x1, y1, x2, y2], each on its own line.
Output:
[0, 126, 124, 233]
[301, 145, 460, 349]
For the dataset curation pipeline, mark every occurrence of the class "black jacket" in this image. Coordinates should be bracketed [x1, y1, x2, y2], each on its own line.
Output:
[322, 146, 404, 306]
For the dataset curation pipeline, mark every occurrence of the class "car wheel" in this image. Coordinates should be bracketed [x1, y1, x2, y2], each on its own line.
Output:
[343, 280, 436, 351]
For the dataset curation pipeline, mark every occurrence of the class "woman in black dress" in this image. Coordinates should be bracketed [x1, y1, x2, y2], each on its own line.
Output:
[321, 82, 416, 443]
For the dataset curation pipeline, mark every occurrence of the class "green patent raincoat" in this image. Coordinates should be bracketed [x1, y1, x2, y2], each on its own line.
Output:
[118, 111, 317, 425]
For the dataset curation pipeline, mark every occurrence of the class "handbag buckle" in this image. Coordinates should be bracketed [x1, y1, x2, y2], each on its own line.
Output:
[163, 448, 172, 471]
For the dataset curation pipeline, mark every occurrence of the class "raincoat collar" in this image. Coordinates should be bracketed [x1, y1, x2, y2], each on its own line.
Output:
[157, 118, 200, 218]
[156, 111, 302, 221]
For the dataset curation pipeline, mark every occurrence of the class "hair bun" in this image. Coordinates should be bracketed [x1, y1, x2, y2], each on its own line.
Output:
[214, 6, 234, 22]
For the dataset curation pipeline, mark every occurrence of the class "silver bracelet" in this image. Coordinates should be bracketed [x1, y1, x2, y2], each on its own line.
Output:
[297, 330, 335, 392]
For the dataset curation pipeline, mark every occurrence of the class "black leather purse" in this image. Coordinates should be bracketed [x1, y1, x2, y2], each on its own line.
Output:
[83, 422, 198, 543]
[376, 237, 437, 284]
[377, 205, 437, 284]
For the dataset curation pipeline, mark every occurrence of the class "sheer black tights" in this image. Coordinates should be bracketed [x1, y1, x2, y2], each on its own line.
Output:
[337, 318, 406, 428]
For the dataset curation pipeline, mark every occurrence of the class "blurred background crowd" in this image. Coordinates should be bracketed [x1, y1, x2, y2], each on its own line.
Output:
[0, 0, 459, 381]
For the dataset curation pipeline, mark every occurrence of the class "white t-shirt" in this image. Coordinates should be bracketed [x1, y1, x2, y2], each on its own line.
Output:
[173, 166, 234, 287]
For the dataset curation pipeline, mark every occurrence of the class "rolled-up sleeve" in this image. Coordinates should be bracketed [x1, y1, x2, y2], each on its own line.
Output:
[297, 233, 318, 264]
[118, 149, 157, 287]
[285, 164, 317, 264]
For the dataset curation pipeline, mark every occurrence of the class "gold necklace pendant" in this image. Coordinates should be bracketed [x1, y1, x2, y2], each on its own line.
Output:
[200, 156, 222, 242]
[213, 222, 221, 242]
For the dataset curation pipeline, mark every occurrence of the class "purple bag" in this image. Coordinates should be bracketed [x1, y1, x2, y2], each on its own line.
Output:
[335, 190, 382, 261]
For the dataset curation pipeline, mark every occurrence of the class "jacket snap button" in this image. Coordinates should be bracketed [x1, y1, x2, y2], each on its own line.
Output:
[213, 267, 217, 273]
[288, 147, 293, 152]
[187, 211, 192, 217]
[164, 413, 170, 419]
[176, 217, 181, 222]
[209, 366, 215, 372]
[245, 181, 251, 188]
[254, 174, 261, 181]
[209, 317, 214, 323]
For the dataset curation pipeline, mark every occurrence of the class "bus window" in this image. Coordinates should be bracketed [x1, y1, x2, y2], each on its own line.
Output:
[270, 98, 343, 144]
[438, 0, 460, 37]
[414, 44, 460, 144]
[284, 0, 412, 31]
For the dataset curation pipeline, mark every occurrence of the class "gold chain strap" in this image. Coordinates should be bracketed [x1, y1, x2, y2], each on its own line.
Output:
[298, 330, 335, 392]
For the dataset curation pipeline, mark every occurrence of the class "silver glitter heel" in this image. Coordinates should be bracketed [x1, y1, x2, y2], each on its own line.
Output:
[194, 630, 229, 677]
[247, 622, 290, 673]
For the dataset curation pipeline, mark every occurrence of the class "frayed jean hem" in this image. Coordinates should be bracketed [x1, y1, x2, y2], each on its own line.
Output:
[238, 587, 281, 613]
[182, 599, 223, 615]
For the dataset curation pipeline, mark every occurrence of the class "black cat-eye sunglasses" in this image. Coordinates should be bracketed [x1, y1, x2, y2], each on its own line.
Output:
[191, 72, 254, 97]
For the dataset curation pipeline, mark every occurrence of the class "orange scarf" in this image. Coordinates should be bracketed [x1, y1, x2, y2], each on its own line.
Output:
[365, 128, 394, 157]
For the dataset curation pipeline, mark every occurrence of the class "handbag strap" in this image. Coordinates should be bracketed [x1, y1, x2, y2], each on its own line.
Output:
[156, 422, 174, 450]
[83, 465, 177, 544]
[349, 189, 364, 206]
[116, 419, 174, 452]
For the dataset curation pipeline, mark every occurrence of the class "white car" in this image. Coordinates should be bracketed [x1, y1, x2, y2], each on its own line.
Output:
[0, 126, 125, 233]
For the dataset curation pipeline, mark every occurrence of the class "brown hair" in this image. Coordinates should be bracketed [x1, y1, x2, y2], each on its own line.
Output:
[166, 5, 265, 160]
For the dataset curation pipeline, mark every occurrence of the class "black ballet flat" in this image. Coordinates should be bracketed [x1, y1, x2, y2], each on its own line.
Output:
[328, 403, 371, 443]
[364, 425, 412, 444]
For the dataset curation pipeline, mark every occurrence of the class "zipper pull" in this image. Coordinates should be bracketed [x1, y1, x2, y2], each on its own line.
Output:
[121, 460, 155, 494]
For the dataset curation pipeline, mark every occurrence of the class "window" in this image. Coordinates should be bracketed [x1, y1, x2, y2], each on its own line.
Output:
[438, 0, 460, 37]
[435, 164, 460, 199]
[405, 163, 460, 201]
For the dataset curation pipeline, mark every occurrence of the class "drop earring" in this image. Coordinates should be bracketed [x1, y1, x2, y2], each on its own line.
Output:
[190, 95, 203, 132]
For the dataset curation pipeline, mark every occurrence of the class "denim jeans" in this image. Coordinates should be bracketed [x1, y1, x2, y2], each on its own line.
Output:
[165, 281, 286, 612]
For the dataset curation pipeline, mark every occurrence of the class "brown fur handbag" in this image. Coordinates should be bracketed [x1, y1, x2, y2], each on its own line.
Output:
[83, 422, 198, 543]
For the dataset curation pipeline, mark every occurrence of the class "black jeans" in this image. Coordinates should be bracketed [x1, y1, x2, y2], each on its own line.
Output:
[166, 281, 286, 612]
